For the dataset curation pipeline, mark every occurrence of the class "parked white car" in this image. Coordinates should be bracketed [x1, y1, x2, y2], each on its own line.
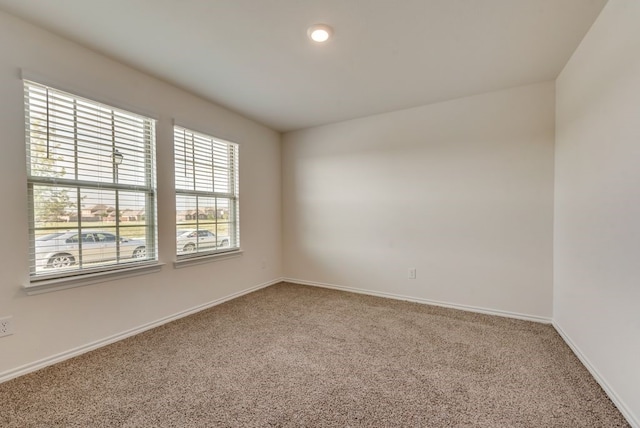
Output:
[176, 229, 229, 254]
[34, 230, 146, 271]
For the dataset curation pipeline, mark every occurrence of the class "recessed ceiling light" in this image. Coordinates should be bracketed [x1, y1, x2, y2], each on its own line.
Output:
[308, 24, 333, 43]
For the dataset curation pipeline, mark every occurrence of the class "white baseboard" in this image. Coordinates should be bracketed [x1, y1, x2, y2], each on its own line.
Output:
[3, 277, 634, 427]
[553, 322, 638, 428]
[0, 278, 282, 384]
[283, 277, 552, 324]
[285, 278, 636, 426]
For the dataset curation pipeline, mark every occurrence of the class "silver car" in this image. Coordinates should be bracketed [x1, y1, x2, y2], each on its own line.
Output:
[176, 229, 229, 254]
[34, 230, 146, 271]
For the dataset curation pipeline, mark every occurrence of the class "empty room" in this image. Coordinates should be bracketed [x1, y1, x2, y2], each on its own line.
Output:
[0, 0, 638, 426]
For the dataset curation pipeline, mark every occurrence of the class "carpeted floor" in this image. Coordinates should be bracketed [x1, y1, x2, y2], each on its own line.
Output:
[0, 282, 629, 427]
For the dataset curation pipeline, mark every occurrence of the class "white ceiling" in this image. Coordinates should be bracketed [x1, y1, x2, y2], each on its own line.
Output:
[0, 0, 607, 132]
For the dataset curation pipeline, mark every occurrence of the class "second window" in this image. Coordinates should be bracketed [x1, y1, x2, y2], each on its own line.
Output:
[174, 126, 239, 258]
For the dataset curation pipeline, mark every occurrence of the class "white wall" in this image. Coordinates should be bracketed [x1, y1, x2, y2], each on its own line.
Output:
[0, 11, 282, 376]
[555, 1, 640, 425]
[283, 82, 555, 319]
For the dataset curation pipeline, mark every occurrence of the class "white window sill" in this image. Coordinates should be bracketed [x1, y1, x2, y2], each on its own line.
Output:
[24, 262, 164, 295]
[173, 249, 243, 269]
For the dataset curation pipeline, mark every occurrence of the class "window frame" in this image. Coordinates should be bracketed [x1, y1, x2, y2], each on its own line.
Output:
[173, 125, 240, 261]
[24, 80, 159, 286]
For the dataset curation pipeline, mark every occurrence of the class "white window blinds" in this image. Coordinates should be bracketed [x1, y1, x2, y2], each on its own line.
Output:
[174, 126, 239, 257]
[25, 81, 157, 280]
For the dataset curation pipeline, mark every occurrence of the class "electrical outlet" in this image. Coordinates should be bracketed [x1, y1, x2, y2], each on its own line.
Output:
[0, 316, 13, 337]
[408, 268, 416, 279]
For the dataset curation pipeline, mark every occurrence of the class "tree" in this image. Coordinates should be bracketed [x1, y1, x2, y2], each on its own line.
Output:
[29, 126, 75, 224]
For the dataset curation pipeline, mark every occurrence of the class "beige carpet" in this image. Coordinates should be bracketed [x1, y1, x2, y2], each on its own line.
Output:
[0, 282, 629, 427]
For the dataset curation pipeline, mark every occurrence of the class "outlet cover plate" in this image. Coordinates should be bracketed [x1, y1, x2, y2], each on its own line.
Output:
[0, 316, 14, 337]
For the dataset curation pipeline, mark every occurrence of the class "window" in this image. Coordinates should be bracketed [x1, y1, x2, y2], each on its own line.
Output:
[25, 81, 157, 281]
[174, 126, 239, 258]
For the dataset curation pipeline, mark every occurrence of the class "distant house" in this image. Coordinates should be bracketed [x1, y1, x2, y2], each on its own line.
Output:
[119, 209, 145, 222]
[69, 204, 116, 222]
[176, 208, 230, 222]
[176, 210, 201, 221]
[90, 204, 115, 219]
